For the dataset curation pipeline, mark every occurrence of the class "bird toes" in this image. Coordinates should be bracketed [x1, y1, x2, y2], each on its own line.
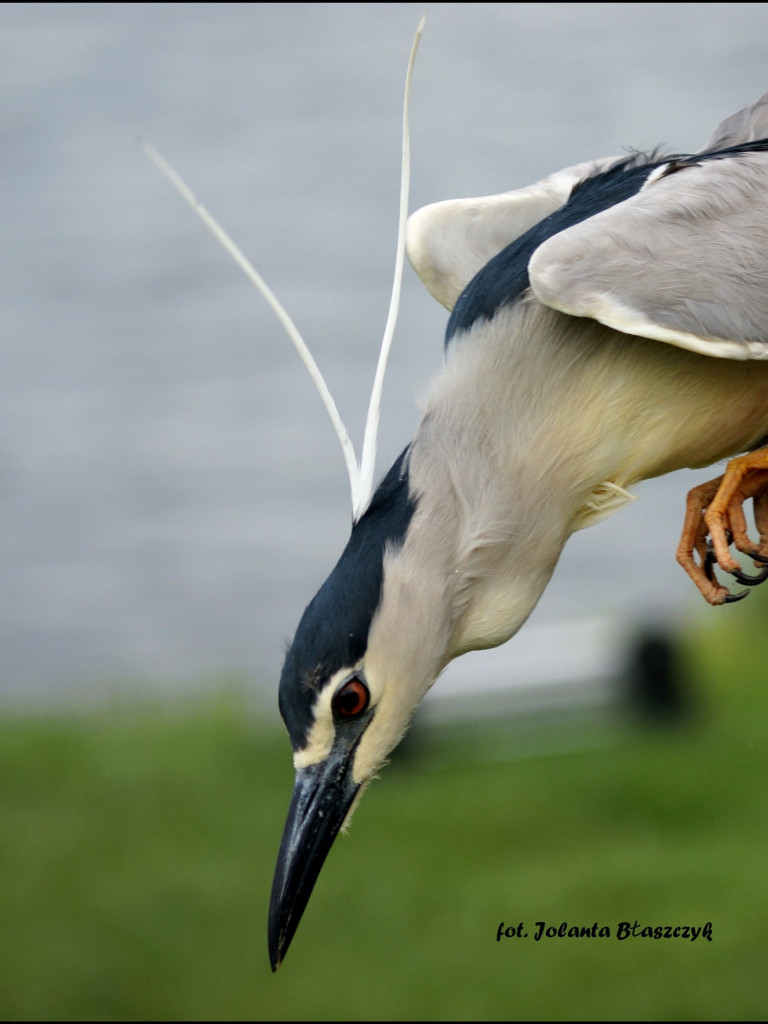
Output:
[676, 457, 768, 605]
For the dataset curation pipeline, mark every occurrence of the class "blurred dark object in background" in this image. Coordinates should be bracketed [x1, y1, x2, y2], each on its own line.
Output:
[624, 627, 693, 725]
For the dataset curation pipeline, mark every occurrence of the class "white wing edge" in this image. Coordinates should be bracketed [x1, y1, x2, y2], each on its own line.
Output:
[529, 268, 763, 361]
[406, 156, 622, 312]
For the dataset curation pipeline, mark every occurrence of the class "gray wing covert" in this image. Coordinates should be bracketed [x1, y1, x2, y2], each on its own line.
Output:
[528, 151, 768, 360]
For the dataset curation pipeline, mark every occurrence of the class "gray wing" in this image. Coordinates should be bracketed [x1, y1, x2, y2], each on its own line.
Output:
[703, 90, 768, 149]
[406, 157, 619, 311]
[529, 147, 768, 360]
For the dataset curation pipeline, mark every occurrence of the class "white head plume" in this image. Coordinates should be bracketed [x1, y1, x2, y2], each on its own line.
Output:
[141, 13, 425, 521]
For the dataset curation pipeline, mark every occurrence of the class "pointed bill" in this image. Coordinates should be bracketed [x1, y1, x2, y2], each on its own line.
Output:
[268, 755, 360, 970]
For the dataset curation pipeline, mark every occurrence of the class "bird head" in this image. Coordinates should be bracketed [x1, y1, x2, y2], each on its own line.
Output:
[267, 389, 570, 968]
[267, 447, 445, 970]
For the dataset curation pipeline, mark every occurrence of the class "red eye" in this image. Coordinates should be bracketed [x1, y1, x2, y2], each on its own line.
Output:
[332, 676, 370, 719]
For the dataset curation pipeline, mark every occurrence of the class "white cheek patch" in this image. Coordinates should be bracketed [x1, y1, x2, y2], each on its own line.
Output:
[291, 666, 359, 770]
[292, 722, 334, 770]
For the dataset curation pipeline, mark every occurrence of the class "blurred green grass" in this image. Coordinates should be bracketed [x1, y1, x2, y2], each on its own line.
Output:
[1, 604, 768, 1021]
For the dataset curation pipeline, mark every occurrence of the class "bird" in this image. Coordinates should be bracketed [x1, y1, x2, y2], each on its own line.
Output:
[266, 82, 768, 968]
[138, 24, 768, 966]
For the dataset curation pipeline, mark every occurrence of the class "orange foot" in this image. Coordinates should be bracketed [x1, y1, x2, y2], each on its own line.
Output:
[677, 447, 768, 605]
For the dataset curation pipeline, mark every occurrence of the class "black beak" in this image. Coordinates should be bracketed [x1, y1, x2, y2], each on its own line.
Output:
[268, 743, 360, 970]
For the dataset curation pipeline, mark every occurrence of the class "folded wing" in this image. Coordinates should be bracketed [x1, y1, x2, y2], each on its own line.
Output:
[529, 146, 768, 360]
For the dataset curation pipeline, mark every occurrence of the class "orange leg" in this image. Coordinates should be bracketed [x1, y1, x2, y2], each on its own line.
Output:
[677, 447, 768, 605]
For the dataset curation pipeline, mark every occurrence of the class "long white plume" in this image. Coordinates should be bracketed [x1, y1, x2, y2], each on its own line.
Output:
[139, 139, 360, 509]
[357, 12, 425, 518]
[141, 14, 425, 521]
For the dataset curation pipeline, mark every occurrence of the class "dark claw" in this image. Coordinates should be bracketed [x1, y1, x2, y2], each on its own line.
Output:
[748, 549, 768, 565]
[730, 564, 768, 586]
[703, 538, 754, 602]
[703, 542, 718, 582]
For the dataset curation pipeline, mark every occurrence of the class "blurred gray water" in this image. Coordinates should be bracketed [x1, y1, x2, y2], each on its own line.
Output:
[2, 2, 768, 711]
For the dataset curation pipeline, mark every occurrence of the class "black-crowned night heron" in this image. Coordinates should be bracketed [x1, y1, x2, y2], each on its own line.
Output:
[138, 31, 768, 966]
[267, 87, 768, 968]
